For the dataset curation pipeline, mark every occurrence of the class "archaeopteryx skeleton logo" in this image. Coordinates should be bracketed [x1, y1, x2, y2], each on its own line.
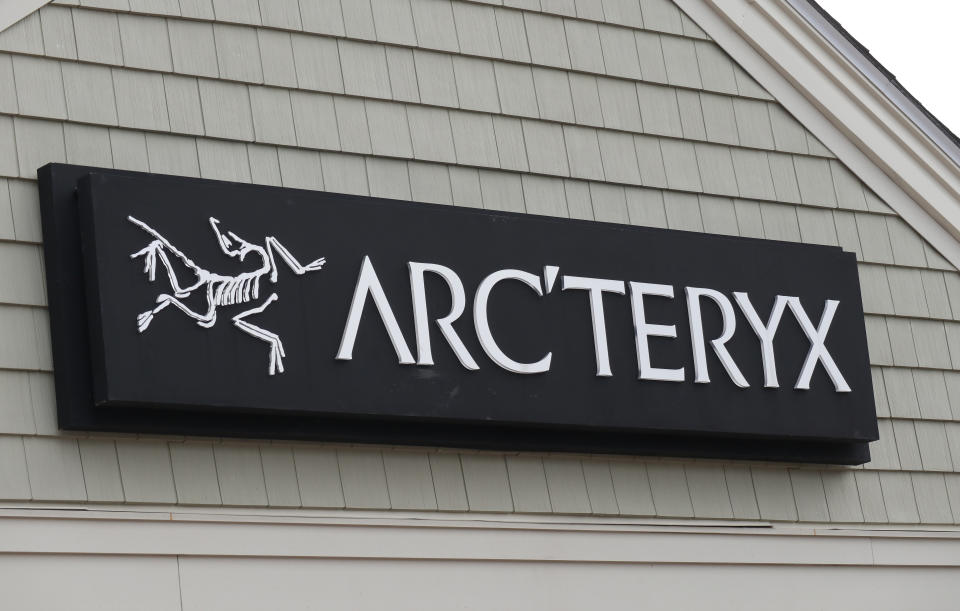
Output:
[128, 216, 326, 375]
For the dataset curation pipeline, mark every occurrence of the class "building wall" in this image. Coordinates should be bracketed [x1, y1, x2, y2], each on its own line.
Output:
[0, 0, 959, 606]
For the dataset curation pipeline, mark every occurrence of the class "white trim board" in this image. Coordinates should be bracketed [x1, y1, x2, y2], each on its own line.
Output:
[787, 0, 960, 169]
[0, 0, 47, 34]
[674, 0, 960, 269]
[1, 506, 959, 566]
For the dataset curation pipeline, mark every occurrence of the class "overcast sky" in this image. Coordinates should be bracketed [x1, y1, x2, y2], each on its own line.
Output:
[816, 0, 960, 136]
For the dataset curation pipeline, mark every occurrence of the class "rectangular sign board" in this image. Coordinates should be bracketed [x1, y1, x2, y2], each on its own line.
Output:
[40, 164, 878, 464]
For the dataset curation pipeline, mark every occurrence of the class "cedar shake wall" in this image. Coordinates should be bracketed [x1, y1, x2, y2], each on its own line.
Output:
[0, 0, 956, 526]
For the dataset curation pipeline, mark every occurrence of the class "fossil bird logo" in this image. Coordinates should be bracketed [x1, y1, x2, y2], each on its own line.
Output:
[128, 216, 326, 375]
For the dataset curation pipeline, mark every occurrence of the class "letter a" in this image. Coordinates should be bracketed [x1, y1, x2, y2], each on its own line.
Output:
[336, 256, 415, 364]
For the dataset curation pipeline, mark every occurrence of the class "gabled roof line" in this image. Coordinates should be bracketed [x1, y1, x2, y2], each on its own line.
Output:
[793, 0, 960, 169]
[674, 0, 960, 269]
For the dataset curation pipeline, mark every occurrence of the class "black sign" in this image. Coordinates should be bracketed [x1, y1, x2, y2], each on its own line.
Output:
[40, 164, 878, 464]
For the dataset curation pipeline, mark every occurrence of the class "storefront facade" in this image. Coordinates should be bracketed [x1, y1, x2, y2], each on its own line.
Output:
[1, 0, 959, 608]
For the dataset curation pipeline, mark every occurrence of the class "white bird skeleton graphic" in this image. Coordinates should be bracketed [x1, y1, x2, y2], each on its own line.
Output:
[128, 216, 326, 375]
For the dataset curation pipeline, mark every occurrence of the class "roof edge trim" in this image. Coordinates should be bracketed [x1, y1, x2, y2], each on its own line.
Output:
[674, 0, 960, 269]
[790, 0, 960, 169]
[0, 0, 47, 34]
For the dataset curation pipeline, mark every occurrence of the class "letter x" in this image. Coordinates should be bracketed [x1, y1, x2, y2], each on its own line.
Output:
[787, 298, 851, 392]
